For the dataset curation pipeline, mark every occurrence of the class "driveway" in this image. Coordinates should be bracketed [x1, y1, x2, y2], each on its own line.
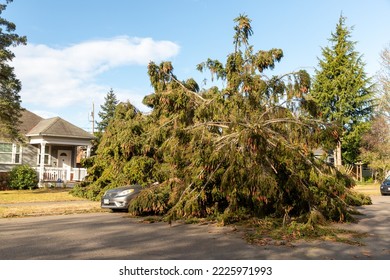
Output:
[0, 196, 389, 260]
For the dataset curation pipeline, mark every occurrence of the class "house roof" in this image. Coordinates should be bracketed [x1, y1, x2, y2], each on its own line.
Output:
[19, 110, 44, 134]
[26, 116, 95, 140]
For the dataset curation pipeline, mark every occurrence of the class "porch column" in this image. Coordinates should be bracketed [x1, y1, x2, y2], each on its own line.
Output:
[86, 145, 92, 157]
[39, 142, 46, 183]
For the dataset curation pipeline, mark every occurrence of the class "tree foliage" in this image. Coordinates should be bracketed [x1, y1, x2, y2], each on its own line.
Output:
[377, 45, 390, 121]
[360, 114, 390, 180]
[310, 15, 374, 165]
[74, 15, 370, 224]
[359, 45, 390, 179]
[0, 0, 27, 141]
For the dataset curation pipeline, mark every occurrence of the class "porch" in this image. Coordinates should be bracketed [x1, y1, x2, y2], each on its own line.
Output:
[36, 166, 88, 183]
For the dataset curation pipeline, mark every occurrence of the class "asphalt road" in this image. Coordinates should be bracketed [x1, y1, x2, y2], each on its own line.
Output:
[0, 196, 389, 260]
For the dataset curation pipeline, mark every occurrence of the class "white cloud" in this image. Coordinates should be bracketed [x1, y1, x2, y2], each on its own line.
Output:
[11, 36, 180, 108]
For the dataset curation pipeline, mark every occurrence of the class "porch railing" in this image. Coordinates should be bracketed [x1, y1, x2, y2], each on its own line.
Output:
[42, 167, 67, 181]
[36, 167, 88, 182]
[72, 168, 87, 181]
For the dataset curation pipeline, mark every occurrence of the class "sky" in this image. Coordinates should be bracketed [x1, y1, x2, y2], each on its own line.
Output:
[4, 0, 390, 132]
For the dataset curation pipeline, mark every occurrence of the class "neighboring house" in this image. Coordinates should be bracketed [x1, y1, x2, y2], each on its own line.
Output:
[313, 147, 372, 181]
[312, 148, 334, 165]
[0, 110, 95, 185]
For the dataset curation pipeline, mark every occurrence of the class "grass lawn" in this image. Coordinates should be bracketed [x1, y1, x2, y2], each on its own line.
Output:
[0, 188, 86, 203]
[352, 183, 381, 196]
[0, 188, 103, 218]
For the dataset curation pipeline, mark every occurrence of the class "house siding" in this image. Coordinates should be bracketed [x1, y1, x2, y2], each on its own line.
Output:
[0, 144, 38, 172]
[22, 144, 39, 168]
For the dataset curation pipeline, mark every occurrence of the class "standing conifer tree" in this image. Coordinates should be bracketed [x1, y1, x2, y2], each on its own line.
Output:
[0, 0, 27, 141]
[311, 15, 374, 166]
[96, 88, 119, 132]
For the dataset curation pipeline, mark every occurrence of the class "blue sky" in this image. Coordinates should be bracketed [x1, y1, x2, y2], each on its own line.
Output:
[5, 0, 390, 131]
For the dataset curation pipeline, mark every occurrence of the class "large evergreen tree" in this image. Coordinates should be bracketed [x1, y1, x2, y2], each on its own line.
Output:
[311, 15, 374, 165]
[0, 0, 27, 141]
[96, 88, 119, 132]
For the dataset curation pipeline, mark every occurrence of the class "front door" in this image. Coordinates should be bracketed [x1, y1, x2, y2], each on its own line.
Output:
[58, 150, 72, 168]
[58, 150, 72, 181]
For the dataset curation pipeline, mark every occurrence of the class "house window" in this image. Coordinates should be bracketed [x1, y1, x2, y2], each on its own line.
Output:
[38, 145, 50, 165]
[0, 143, 22, 164]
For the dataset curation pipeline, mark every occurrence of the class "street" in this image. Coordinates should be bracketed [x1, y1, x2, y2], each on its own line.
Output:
[0, 196, 389, 259]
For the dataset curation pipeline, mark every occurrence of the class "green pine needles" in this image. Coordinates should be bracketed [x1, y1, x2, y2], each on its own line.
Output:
[0, 0, 27, 142]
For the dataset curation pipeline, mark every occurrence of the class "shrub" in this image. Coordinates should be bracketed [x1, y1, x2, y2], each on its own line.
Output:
[364, 177, 373, 183]
[0, 172, 10, 190]
[9, 165, 38, 190]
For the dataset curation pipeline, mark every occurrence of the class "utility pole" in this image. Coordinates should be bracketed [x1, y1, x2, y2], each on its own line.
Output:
[89, 102, 95, 134]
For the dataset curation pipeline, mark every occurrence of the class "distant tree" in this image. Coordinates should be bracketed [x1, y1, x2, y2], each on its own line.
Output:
[360, 114, 390, 180]
[310, 15, 374, 166]
[377, 45, 390, 120]
[0, 0, 27, 141]
[96, 88, 119, 132]
[359, 45, 390, 180]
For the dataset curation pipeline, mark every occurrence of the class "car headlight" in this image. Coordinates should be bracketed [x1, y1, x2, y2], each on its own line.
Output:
[117, 189, 134, 196]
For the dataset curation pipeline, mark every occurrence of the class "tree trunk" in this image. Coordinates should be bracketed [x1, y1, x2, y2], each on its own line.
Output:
[334, 140, 342, 168]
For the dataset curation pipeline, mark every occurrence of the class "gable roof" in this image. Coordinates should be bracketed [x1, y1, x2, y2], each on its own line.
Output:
[26, 116, 94, 140]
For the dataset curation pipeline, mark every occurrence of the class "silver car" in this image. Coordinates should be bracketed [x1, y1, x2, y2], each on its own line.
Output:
[101, 184, 142, 210]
